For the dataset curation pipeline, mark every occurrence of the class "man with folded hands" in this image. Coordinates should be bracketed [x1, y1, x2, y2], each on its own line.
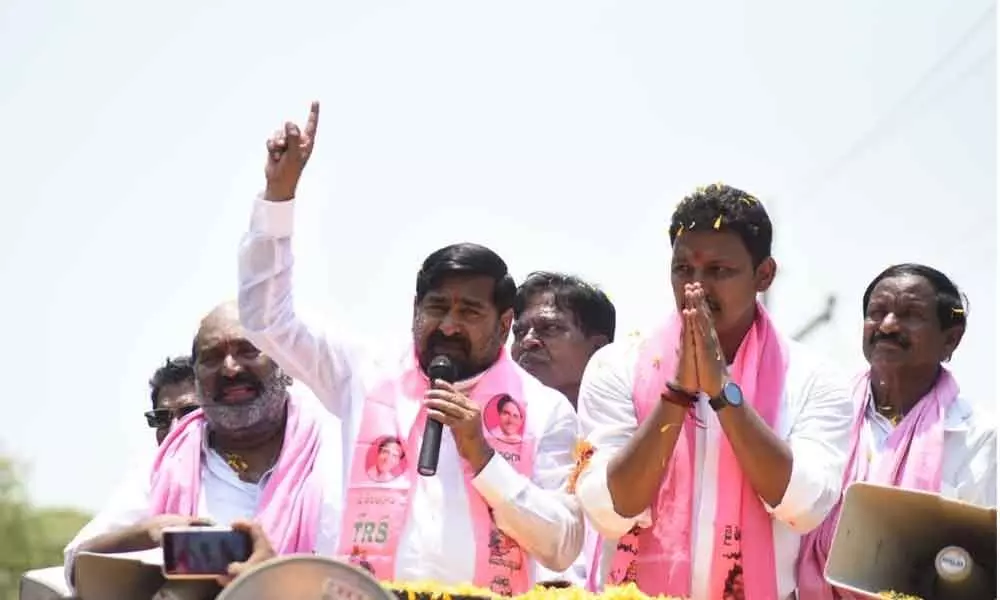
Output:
[573, 184, 854, 600]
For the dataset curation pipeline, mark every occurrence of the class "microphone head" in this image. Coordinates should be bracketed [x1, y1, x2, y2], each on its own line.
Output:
[427, 355, 458, 383]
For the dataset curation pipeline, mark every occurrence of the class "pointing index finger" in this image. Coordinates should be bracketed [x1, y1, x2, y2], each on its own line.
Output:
[304, 101, 320, 140]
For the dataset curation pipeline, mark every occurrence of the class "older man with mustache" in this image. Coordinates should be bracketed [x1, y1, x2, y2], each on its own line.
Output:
[512, 271, 616, 409]
[511, 271, 616, 588]
[797, 264, 997, 599]
[62, 302, 341, 591]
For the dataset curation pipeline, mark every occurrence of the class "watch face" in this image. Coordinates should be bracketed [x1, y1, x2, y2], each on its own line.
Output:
[723, 382, 744, 407]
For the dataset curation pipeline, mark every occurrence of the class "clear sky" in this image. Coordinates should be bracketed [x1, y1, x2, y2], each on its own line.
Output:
[0, 0, 995, 511]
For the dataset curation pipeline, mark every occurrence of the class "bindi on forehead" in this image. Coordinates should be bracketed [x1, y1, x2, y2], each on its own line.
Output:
[673, 230, 747, 264]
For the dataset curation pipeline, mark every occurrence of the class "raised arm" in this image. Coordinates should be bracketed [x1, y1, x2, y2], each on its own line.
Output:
[238, 101, 356, 418]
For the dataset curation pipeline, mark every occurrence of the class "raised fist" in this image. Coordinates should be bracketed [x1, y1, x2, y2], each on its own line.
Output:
[263, 101, 320, 202]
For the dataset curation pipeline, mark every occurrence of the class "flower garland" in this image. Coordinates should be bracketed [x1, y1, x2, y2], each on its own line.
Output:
[567, 439, 595, 494]
[385, 582, 923, 600]
[385, 582, 684, 600]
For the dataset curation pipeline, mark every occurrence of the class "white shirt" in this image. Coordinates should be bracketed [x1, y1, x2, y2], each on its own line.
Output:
[535, 524, 597, 587]
[574, 334, 854, 600]
[62, 399, 344, 590]
[237, 196, 585, 584]
[865, 392, 996, 506]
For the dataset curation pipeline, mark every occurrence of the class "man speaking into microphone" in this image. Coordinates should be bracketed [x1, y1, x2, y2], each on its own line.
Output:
[233, 101, 584, 595]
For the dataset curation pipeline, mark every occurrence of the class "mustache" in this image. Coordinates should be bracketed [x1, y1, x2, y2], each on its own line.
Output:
[426, 331, 471, 355]
[871, 331, 909, 348]
[215, 373, 262, 395]
[517, 350, 548, 364]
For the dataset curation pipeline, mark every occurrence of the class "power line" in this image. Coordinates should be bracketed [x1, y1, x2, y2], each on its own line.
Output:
[787, 3, 996, 197]
[769, 6, 994, 335]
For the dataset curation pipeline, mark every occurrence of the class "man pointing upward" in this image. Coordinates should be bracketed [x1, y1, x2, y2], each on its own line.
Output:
[235, 101, 584, 595]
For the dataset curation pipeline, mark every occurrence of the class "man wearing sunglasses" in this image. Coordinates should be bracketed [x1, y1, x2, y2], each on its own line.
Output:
[146, 356, 199, 445]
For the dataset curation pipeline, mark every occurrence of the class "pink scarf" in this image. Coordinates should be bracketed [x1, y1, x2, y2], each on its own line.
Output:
[337, 347, 536, 596]
[149, 391, 324, 554]
[796, 368, 959, 599]
[589, 302, 788, 599]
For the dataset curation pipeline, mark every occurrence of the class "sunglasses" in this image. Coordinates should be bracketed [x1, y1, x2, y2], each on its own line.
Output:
[145, 405, 200, 429]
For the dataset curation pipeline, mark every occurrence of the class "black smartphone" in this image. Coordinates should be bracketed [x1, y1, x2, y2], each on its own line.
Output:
[161, 526, 252, 579]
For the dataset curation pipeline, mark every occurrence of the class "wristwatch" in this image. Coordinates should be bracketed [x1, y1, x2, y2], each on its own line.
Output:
[709, 381, 744, 411]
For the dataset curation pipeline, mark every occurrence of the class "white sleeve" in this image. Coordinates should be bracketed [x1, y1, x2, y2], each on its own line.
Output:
[765, 358, 854, 533]
[63, 458, 154, 590]
[574, 342, 653, 539]
[472, 392, 585, 572]
[238, 196, 365, 420]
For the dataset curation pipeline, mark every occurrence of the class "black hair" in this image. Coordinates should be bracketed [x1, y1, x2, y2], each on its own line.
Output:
[415, 243, 516, 312]
[377, 436, 405, 458]
[149, 356, 195, 409]
[668, 183, 773, 267]
[862, 263, 968, 330]
[378, 437, 403, 451]
[496, 395, 519, 414]
[514, 271, 617, 342]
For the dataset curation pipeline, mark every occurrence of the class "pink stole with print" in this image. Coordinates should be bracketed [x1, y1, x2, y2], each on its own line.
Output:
[587, 302, 787, 599]
[796, 368, 959, 600]
[149, 391, 324, 554]
[336, 348, 536, 596]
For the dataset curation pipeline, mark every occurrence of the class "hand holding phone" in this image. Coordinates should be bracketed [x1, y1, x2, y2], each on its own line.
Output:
[161, 526, 253, 580]
[215, 520, 278, 587]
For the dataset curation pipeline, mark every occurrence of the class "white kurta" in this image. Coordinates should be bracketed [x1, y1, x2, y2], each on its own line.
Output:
[63, 396, 344, 591]
[237, 196, 585, 584]
[574, 335, 855, 600]
[864, 391, 996, 506]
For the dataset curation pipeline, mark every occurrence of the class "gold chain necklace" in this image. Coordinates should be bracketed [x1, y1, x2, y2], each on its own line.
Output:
[876, 404, 902, 426]
[222, 452, 250, 475]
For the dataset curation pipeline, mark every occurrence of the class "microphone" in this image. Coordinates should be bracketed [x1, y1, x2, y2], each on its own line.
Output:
[418, 355, 458, 476]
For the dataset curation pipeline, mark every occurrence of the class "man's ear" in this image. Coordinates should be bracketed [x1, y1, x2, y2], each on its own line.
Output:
[499, 309, 514, 339]
[942, 325, 965, 362]
[755, 257, 777, 294]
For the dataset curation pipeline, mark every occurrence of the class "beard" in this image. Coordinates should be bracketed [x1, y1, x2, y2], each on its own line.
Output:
[197, 369, 288, 439]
